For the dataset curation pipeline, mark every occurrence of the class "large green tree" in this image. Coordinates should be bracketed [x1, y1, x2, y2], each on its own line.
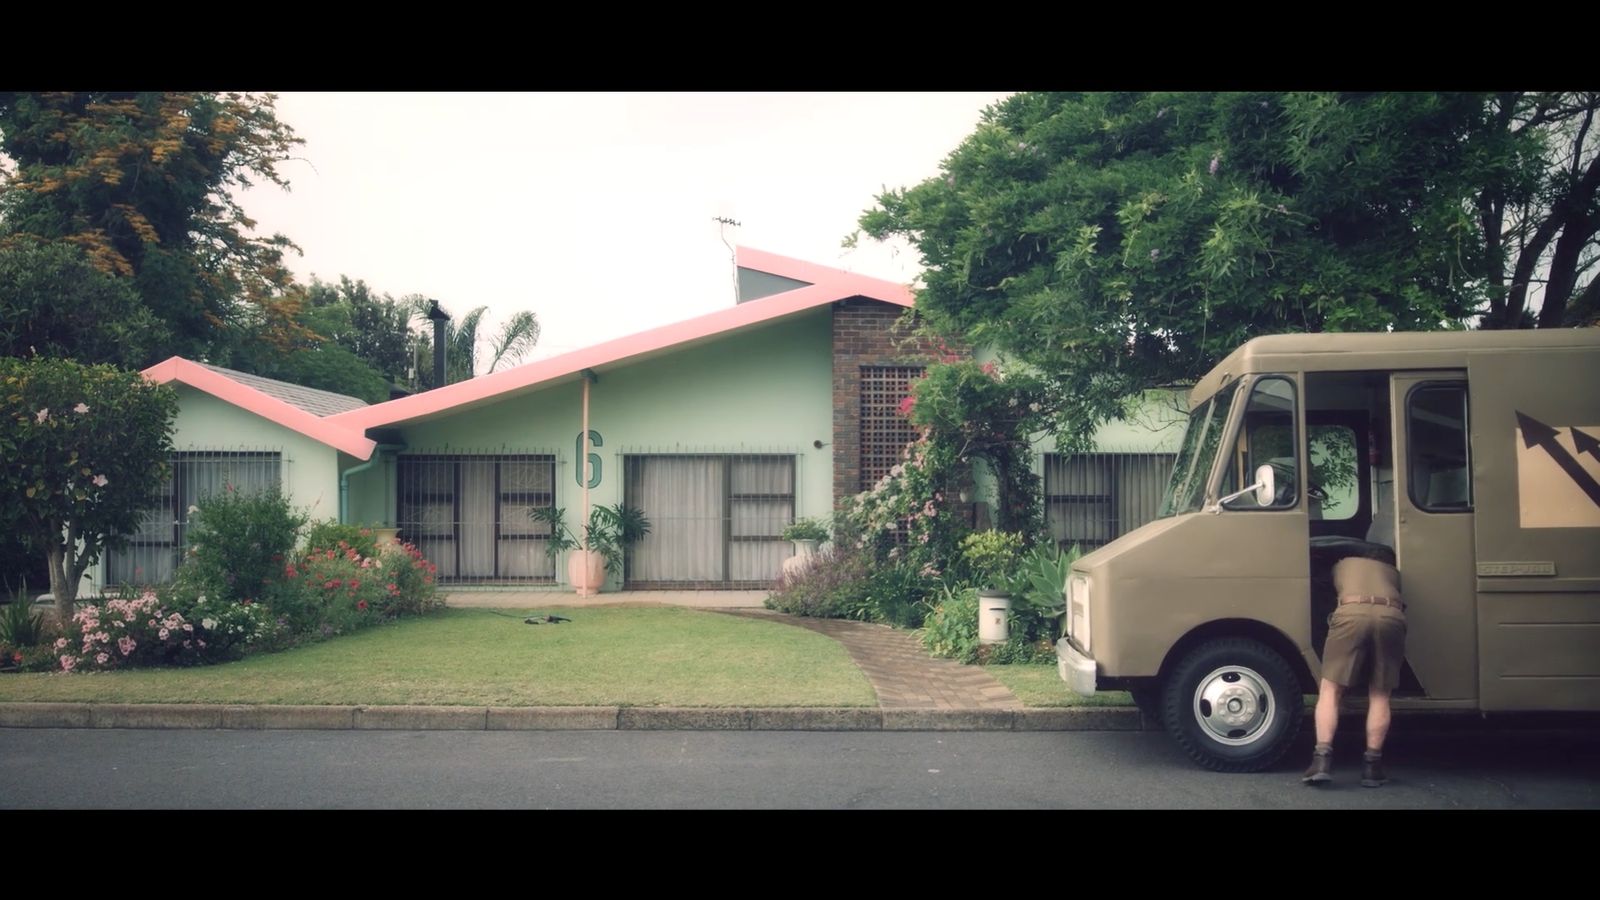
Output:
[0, 92, 307, 364]
[0, 357, 176, 617]
[0, 241, 164, 367]
[857, 92, 1599, 449]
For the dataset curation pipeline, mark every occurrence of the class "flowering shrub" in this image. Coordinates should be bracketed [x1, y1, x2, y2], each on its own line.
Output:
[303, 520, 381, 560]
[384, 540, 442, 617]
[183, 488, 306, 605]
[277, 538, 442, 638]
[766, 547, 871, 619]
[55, 585, 275, 671]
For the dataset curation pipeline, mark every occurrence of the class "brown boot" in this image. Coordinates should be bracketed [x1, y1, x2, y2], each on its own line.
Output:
[1361, 751, 1387, 788]
[1302, 744, 1333, 785]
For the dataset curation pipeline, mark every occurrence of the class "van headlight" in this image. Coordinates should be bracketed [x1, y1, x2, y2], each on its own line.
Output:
[1068, 574, 1092, 653]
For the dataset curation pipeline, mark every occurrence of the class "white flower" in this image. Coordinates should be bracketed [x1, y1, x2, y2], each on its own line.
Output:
[201, 618, 217, 631]
[34, 408, 48, 423]
[73, 403, 89, 414]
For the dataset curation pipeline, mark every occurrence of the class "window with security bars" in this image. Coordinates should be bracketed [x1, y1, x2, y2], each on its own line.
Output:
[1044, 452, 1176, 551]
[860, 365, 924, 490]
[396, 455, 556, 583]
[104, 452, 282, 586]
[624, 454, 796, 587]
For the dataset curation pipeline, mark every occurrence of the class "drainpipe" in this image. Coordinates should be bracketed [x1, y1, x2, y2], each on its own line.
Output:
[341, 443, 407, 524]
[580, 371, 592, 595]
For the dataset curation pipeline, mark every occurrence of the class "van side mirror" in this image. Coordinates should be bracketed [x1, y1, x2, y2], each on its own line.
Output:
[1210, 464, 1277, 513]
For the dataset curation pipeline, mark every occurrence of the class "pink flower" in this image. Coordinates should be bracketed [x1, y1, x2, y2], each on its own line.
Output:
[158, 628, 170, 640]
[59, 655, 76, 672]
[897, 396, 915, 417]
[34, 408, 48, 423]
[54, 637, 67, 650]
[96, 652, 109, 665]
[73, 402, 89, 414]
[1209, 154, 1221, 175]
[118, 636, 136, 656]
[92, 474, 109, 487]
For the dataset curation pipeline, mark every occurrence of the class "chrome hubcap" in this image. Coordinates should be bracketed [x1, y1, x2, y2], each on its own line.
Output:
[1192, 665, 1275, 745]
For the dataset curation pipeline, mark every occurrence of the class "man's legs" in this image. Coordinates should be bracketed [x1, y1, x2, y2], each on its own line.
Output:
[1362, 687, 1392, 787]
[1316, 678, 1345, 745]
[1303, 678, 1344, 785]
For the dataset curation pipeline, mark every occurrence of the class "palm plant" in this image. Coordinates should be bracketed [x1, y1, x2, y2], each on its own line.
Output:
[406, 298, 541, 387]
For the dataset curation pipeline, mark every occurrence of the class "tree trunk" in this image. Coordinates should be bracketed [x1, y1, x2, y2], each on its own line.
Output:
[46, 545, 78, 621]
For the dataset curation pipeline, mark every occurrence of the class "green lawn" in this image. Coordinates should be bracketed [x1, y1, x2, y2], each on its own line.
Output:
[986, 664, 1135, 708]
[0, 607, 877, 708]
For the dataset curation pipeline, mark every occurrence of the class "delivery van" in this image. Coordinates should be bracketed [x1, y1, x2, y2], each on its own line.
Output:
[1056, 328, 1600, 771]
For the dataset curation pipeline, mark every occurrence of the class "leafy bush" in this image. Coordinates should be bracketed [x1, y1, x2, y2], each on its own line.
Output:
[0, 596, 46, 648]
[304, 520, 381, 559]
[765, 547, 870, 618]
[920, 584, 980, 663]
[862, 560, 935, 628]
[183, 488, 306, 605]
[959, 530, 1025, 590]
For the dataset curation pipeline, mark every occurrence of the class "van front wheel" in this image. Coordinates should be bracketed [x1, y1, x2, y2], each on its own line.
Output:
[1161, 638, 1303, 773]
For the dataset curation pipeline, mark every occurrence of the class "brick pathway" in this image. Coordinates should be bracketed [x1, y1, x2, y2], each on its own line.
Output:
[720, 611, 1021, 711]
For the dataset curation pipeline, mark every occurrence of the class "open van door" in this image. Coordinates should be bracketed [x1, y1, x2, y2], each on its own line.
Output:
[1468, 346, 1600, 711]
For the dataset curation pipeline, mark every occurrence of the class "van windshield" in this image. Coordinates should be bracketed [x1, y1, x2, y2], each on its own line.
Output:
[1159, 381, 1240, 517]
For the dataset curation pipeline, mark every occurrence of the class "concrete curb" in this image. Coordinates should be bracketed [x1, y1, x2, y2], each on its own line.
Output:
[4, 702, 1554, 734]
[0, 702, 1154, 732]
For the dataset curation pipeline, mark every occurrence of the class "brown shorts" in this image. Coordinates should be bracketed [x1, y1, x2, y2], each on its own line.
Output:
[1321, 604, 1406, 692]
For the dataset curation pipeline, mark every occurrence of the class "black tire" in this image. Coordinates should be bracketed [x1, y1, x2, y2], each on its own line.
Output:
[1161, 637, 1304, 773]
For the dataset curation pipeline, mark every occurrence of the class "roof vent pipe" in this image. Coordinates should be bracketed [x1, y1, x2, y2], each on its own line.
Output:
[425, 300, 451, 388]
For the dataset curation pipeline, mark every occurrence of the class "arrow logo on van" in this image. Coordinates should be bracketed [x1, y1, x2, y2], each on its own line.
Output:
[1575, 427, 1600, 463]
[1517, 412, 1600, 509]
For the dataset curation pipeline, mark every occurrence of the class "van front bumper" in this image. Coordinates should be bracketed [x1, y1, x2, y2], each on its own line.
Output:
[1056, 637, 1097, 696]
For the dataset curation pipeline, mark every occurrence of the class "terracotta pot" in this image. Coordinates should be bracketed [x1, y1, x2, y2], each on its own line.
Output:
[568, 549, 607, 596]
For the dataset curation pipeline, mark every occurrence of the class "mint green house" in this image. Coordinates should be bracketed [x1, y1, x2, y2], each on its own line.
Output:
[94, 249, 1183, 593]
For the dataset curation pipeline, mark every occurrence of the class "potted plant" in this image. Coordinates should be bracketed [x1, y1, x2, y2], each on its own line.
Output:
[959, 530, 1025, 644]
[530, 504, 651, 596]
[780, 517, 829, 577]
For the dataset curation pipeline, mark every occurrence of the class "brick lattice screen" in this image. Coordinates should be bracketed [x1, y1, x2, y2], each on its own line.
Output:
[859, 366, 925, 491]
[831, 298, 960, 505]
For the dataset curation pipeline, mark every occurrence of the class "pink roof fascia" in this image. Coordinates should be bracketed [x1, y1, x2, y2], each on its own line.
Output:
[328, 247, 915, 431]
[143, 357, 379, 461]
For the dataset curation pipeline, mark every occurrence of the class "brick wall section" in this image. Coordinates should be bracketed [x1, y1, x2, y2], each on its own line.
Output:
[831, 298, 964, 506]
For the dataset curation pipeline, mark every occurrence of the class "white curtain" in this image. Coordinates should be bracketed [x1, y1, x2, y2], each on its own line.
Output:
[106, 454, 280, 586]
[626, 455, 794, 583]
[497, 459, 555, 579]
[457, 460, 496, 578]
[627, 457, 726, 582]
[730, 458, 793, 581]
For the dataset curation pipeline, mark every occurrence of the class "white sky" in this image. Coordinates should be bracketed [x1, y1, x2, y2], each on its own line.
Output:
[239, 92, 1011, 366]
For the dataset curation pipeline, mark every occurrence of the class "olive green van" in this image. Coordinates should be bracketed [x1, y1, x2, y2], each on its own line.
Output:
[1056, 328, 1600, 771]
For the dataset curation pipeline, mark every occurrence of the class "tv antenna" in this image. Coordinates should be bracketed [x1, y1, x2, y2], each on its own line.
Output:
[714, 216, 742, 304]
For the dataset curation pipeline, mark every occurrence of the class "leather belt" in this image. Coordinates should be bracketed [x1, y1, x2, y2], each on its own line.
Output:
[1339, 595, 1405, 611]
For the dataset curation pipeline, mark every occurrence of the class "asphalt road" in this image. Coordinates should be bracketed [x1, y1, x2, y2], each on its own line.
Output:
[4, 725, 1596, 809]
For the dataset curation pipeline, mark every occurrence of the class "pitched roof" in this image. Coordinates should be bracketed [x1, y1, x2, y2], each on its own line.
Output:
[194, 363, 369, 417]
[326, 246, 914, 431]
[142, 357, 378, 460]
